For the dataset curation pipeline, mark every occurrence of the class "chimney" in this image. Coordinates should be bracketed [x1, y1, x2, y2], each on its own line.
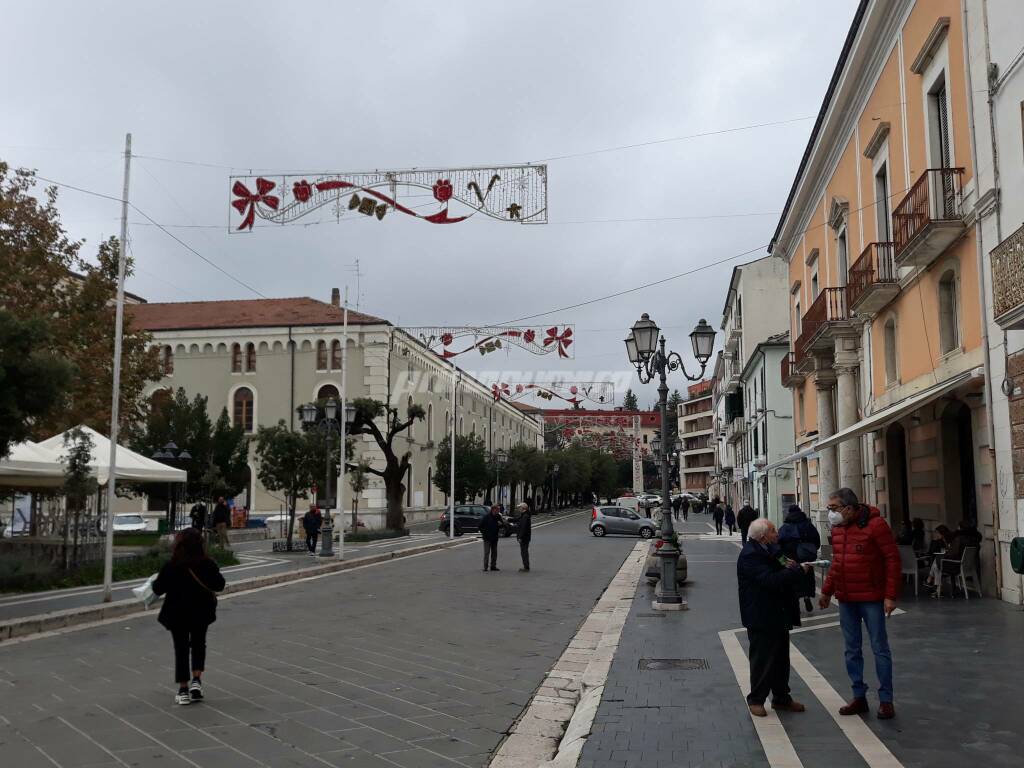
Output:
[330, 287, 340, 307]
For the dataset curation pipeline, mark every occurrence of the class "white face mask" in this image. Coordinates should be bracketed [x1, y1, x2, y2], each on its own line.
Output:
[828, 510, 844, 526]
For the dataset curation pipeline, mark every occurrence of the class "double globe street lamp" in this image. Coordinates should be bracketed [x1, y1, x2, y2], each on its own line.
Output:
[151, 442, 192, 532]
[625, 314, 715, 610]
[493, 448, 508, 508]
[298, 398, 356, 558]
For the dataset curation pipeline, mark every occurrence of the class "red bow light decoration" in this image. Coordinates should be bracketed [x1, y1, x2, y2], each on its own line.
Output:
[232, 177, 279, 231]
[491, 383, 511, 402]
[543, 327, 574, 358]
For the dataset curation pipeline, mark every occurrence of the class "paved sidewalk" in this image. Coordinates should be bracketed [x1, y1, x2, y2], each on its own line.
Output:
[579, 517, 1024, 768]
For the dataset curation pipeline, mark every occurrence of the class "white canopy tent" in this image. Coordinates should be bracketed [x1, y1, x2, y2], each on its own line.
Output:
[0, 426, 187, 488]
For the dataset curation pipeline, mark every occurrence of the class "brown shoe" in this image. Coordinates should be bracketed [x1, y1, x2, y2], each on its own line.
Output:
[877, 702, 895, 720]
[839, 697, 869, 716]
[772, 700, 806, 713]
[748, 703, 767, 717]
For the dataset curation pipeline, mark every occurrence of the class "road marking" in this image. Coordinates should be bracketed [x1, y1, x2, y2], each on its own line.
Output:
[719, 629, 804, 768]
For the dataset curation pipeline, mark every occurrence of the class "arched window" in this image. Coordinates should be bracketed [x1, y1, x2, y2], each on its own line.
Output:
[316, 341, 328, 371]
[245, 342, 256, 372]
[459, 417, 464, 435]
[427, 404, 434, 441]
[406, 465, 413, 507]
[162, 346, 174, 376]
[884, 317, 899, 385]
[233, 387, 255, 432]
[331, 340, 342, 370]
[938, 270, 959, 355]
[407, 396, 415, 440]
[428, 376, 435, 393]
[317, 384, 340, 403]
[231, 343, 242, 373]
[427, 467, 433, 506]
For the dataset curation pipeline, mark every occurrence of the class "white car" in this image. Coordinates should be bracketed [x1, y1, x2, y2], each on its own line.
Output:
[110, 514, 147, 533]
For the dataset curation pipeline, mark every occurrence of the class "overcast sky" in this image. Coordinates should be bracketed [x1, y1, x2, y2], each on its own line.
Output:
[2, 1, 857, 407]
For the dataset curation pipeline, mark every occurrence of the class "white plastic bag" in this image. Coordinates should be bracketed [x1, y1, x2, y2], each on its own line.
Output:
[132, 573, 161, 609]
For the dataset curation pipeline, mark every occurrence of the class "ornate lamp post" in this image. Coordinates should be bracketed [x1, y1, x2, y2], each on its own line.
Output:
[625, 314, 715, 610]
[298, 399, 356, 558]
[151, 442, 191, 533]
[494, 449, 508, 509]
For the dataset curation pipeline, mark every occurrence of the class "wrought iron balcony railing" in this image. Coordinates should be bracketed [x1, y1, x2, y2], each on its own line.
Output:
[892, 168, 965, 265]
[992, 222, 1024, 330]
[847, 242, 898, 313]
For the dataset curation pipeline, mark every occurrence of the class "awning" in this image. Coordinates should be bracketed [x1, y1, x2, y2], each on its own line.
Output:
[763, 445, 819, 472]
[33, 425, 187, 486]
[0, 441, 66, 487]
[815, 369, 982, 451]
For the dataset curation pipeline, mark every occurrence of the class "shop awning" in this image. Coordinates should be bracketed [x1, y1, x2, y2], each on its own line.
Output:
[815, 369, 982, 451]
[33, 425, 187, 486]
[763, 445, 819, 472]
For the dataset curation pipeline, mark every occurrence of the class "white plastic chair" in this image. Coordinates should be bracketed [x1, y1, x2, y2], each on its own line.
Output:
[937, 546, 983, 599]
[898, 545, 930, 596]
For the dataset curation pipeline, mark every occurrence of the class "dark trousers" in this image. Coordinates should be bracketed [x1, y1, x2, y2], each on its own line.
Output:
[483, 539, 498, 570]
[746, 627, 792, 706]
[715, 519, 723, 534]
[171, 624, 208, 683]
[306, 532, 319, 553]
[519, 539, 530, 570]
[740, 527, 749, 545]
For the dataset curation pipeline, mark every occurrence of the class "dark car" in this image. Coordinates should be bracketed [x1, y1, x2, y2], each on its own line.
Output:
[438, 505, 513, 537]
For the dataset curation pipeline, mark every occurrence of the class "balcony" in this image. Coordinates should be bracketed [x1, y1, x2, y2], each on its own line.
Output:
[848, 242, 899, 316]
[893, 168, 966, 269]
[992, 223, 1024, 330]
[726, 416, 746, 444]
[795, 287, 850, 367]
[726, 316, 742, 352]
[781, 350, 804, 388]
[725, 355, 741, 392]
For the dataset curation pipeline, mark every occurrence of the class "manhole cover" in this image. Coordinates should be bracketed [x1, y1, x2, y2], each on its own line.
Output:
[638, 658, 709, 671]
[636, 613, 666, 618]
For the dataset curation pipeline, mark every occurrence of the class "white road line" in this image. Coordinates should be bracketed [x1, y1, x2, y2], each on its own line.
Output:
[718, 629, 804, 768]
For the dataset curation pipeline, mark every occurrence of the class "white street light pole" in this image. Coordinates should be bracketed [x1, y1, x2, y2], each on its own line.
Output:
[338, 287, 348, 560]
[448, 364, 458, 538]
[102, 133, 131, 603]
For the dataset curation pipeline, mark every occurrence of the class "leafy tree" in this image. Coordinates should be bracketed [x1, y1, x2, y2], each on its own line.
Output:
[0, 310, 74, 458]
[348, 459, 370, 531]
[0, 164, 162, 437]
[434, 433, 489, 504]
[622, 388, 639, 411]
[254, 421, 333, 549]
[590, 451, 619, 503]
[347, 398, 424, 530]
[209, 407, 249, 498]
[60, 427, 97, 569]
[512, 446, 548, 507]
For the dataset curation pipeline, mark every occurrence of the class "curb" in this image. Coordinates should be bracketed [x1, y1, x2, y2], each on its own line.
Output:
[0, 536, 467, 644]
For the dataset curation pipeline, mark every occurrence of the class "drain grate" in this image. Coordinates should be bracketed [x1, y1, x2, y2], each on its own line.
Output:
[638, 658, 709, 671]
[637, 613, 666, 618]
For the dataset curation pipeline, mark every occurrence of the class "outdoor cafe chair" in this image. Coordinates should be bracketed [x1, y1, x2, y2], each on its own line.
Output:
[936, 546, 983, 599]
[899, 544, 931, 596]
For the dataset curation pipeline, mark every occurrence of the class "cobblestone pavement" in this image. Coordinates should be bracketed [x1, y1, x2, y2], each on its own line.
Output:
[0, 511, 633, 767]
[580, 515, 1024, 768]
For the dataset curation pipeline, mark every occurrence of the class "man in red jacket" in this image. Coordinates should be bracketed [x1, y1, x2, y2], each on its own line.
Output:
[819, 487, 900, 720]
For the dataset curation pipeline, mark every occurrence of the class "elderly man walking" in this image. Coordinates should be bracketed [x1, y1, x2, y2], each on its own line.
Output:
[819, 487, 900, 720]
[737, 518, 811, 717]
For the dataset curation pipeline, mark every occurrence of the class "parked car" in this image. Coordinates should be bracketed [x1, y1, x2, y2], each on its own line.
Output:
[438, 505, 512, 537]
[615, 496, 661, 517]
[590, 506, 657, 539]
[106, 513, 147, 533]
[644, 539, 688, 584]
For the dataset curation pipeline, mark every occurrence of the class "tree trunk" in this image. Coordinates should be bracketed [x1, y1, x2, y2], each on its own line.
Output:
[352, 498, 359, 532]
[385, 480, 404, 530]
[286, 492, 297, 550]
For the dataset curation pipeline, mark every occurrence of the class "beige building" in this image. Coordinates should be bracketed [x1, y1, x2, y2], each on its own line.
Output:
[128, 293, 542, 529]
[677, 380, 714, 494]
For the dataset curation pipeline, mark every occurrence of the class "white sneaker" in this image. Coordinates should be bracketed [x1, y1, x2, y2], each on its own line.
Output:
[189, 679, 203, 701]
[175, 690, 191, 705]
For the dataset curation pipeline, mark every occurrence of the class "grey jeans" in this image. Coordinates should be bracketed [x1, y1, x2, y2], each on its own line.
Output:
[483, 540, 498, 570]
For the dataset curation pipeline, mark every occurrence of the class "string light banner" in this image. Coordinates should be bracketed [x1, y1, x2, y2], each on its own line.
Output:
[491, 381, 614, 406]
[229, 164, 547, 232]
[409, 325, 574, 359]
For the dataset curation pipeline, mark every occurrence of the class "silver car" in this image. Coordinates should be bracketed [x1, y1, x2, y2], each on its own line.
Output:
[589, 506, 657, 539]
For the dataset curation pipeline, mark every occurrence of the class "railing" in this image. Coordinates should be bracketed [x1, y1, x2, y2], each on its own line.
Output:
[797, 287, 848, 357]
[892, 168, 964, 255]
[781, 350, 799, 382]
[992, 223, 1024, 322]
[847, 242, 896, 309]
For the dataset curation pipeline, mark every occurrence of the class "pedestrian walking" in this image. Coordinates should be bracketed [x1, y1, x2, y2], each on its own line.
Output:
[189, 501, 206, 532]
[680, 496, 690, 521]
[480, 504, 501, 571]
[516, 502, 532, 572]
[302, 505, 322, 555]
[671, 495, 682, 521]
[778, 504, 821, 612]
[737, 502, 758, 544]
[711, 498, 724, 535]
[211, 497, 231, 548]
[737, 518, 810, 717]
[152, 528, 226, 705]
[724, 505, 737, 535]
[819, 487, 900, 720]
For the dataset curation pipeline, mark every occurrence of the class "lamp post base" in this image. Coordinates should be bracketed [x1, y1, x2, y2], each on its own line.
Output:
[320, 514, 334, 558]
[652, 599, 688, 611]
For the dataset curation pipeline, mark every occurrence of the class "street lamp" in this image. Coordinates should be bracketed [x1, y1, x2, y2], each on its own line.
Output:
[298, 398, 355, 558]
[624, 313, 716, 611]
[151, 442, 191, 533]
[494, 449, 508, 509]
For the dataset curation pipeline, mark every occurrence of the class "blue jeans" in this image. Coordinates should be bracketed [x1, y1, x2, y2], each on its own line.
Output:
[838, 601, 893, 703]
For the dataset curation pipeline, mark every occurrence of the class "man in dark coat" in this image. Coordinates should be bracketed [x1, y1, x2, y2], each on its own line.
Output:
[515, 502, 532, 572]
[737, 503, 758, 544]
[671, 495, 682, 521]
[737, 518, 810, 717]
[711, 498, 725, 535]
[212, 497, 231, 548]
[479, 505, 502, 571]
[302, 505, 322, 555]
[680, 496, 690, 521]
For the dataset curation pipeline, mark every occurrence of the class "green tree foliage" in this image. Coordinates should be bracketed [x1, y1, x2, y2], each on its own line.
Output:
[590, 451, 620, 502]
[60, 427, 98, 569]
[434, 433, 489, 504]
[622, 388, 639, 411]
[0, 310, 73, 458]
[0, 164, 161, 438]
[347, 398, 424, 530]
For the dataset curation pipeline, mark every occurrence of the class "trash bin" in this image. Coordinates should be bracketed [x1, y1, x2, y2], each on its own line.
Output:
[1010, 537, 1024, 575]
[157, 519, 169, 535]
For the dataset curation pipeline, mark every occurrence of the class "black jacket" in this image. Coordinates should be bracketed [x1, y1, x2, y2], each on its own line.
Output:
[737, 505, 758, 531]
[303, 510, 322, 534]
[736, 539, 802, 632]
[153, 558, 226, 630]
[517, 511, 532, 543]
[212, 502, 231, 526]
[479, 512, 501, 542]
[711, 504, 724, 522]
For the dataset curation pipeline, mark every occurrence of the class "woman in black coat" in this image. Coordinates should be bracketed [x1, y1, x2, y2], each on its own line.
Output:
[153, 528, 226, 705]
[777, 505, 821, 611]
